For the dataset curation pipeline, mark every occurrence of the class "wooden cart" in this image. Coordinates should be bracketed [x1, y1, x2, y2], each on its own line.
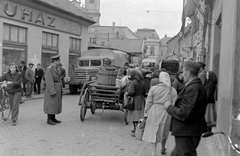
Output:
[78, 80, 127, 123]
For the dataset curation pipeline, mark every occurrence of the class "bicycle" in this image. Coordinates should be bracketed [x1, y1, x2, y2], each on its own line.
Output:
[0, 82, 11, 121]
[202, 131, 240, 154]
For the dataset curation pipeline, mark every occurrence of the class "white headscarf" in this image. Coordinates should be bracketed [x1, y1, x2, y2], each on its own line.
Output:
[159, 72, 171, 87]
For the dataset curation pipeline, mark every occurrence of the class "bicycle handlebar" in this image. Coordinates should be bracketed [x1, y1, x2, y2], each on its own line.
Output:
[202, 131, 240, 154]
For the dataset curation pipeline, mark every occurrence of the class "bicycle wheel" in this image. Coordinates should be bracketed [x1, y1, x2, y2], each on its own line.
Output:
[1, 96, 11, 121]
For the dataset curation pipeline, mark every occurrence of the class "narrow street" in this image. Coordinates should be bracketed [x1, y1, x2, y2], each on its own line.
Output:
[0, 94, 213, 156]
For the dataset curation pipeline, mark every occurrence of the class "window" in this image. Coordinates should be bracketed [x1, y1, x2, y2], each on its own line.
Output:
[79, 60, 89, 66]
[42, 32, 58, 48]
[69, 37, 81, 51]
[150, 46, 155, 55]
[91, 60, 101, 66]
[3, 23, 27, 43]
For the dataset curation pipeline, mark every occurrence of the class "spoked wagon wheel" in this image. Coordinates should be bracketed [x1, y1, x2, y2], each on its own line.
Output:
[90, 102, 96, 114]
[1, 96, 11, 121]
[80, 88, 90, 121]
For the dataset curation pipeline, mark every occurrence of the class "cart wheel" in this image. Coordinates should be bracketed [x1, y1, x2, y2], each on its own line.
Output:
[80, 105, 87, 121]
[90, 105, 96, 114]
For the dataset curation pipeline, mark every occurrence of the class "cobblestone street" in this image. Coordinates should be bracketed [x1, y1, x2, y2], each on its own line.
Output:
[0, 94, 213, 156]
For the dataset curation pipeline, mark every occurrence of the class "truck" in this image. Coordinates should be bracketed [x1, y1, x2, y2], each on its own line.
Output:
[141, 56, 161, 71]
[67, 49, 129, 94]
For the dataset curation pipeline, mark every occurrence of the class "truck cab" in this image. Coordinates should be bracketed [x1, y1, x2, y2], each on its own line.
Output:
[68, 49, 129, 94]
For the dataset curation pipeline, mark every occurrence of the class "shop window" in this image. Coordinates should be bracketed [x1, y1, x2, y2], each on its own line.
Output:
[2, 46, 26, 73]
[42, 32, 58, 48]
[3, 23, 27, 44]
[69, 37, 81, 51]
[41, 32, 59, 70]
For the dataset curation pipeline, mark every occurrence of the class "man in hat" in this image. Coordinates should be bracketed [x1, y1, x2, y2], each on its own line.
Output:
[25, 63, 34, 98]
[198, 61, 207, 85]
[43, 55, 62, 125]
[34, 63, 44, 94]
[164, 61, 207, 156]
[19, 61, 27, 95]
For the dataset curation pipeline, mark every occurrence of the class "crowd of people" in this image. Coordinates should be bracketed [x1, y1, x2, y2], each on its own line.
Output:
[0, 57, 218, 155]
[117, 61, 218, 156]
[0, 55, 66, 126]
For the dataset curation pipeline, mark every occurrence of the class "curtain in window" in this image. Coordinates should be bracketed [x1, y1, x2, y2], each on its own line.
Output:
[10, 25, 18, 42]
[47, 33, 52, 46]
[42, 32, 47, 46]
[3, 24, 10, 41]
[18, 27, 26, 43]
[52, 34, 58, 47]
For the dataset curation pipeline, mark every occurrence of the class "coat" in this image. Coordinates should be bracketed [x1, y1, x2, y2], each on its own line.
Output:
[0, 72, 22, 94]
[43, 64, 62, 114]
[127, 70, 146, 122]
[142, 83, 177, 143]
[25, 68, 34, 84]
[172, 77, 185, 95]
[35, 68, 44, 80]
[166, 78, 207, 136]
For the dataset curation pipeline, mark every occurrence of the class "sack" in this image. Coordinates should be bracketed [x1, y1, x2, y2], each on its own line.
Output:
[123, 97, 134, 110]
[135, 126, 144, 141]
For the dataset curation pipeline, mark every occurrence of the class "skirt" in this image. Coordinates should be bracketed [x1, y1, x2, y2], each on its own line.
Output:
[205, 103, 217, 126]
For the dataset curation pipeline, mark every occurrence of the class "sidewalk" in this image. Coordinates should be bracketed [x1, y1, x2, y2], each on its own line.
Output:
[21, 87, 70, 102]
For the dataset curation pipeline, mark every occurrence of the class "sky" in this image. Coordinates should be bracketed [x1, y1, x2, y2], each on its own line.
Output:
[84, 0, 184, 39]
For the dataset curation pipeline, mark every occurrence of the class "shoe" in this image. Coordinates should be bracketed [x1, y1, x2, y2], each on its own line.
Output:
[34, 92, 38, 95]
[47, 119, 56, 125]
[20, 101, 24, 104]
[53, 118, 61, 123]
[26, 96, 29, 98]
[12, 121, 17, 126]
[131, 133, 135, 137]
[131, 130, 135, 133]
[161, 148, 166, 154]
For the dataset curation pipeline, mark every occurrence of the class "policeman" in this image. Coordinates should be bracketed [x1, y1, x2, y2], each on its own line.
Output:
[43, 55, 62, 125]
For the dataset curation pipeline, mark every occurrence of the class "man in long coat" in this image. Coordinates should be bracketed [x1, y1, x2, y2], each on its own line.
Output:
[44, 55, 62, 125]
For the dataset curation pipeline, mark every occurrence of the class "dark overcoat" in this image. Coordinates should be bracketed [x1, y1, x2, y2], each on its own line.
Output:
[128, 70, 146, 110]
[43, 64, 62, 114]
[167, 78, 207, 136]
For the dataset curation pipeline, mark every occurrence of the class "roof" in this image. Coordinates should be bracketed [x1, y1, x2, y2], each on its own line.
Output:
[31, 0, 95, 24]
[88, 25, 139, 39]
[94, 38, 144, 53]
[160, 36, 172, 45]
[135, 28, 160, 39]
[166, 33, 181, 44]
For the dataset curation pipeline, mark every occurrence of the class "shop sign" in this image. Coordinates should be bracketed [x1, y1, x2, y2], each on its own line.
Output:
[0, 0, 82, 35]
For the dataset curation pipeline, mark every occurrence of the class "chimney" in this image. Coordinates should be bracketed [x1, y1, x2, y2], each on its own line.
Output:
[112, 22, 115, 27]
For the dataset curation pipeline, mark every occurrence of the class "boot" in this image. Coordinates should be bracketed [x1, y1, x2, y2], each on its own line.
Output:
[47, 114, 56, 125]
[52, 115, 61, 123]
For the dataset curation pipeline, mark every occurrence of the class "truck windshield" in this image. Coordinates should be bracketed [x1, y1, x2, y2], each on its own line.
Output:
[79, 60, 89, 66]
[142, 62, 155, 67]
[91, 60, 101, 66]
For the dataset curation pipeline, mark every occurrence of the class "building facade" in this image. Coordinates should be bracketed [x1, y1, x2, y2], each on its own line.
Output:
[0, 0, 94, 75]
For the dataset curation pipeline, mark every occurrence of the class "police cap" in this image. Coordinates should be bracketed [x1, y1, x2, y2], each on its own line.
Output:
[51, 55, 60, 61]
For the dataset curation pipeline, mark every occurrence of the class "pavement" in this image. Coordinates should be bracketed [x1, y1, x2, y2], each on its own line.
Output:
[0, 86, 215, 156]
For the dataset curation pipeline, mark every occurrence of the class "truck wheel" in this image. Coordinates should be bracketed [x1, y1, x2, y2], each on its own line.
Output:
[69, 85, 78, 94]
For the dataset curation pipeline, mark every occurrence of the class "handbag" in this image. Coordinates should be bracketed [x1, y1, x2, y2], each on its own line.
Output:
[123, 96, 134, 110]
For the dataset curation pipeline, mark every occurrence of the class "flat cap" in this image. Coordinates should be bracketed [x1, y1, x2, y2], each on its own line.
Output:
[29, 63, 34, 65]
[51, 54, 60, 60]
[184, 61, 201, 74]
[197, 61, 206, 68]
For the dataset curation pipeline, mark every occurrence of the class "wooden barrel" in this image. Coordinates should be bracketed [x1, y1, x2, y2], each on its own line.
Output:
[97, 67, 118, 86]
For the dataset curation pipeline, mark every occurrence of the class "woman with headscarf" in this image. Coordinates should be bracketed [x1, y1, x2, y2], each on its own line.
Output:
[126, 70, 146, 136]
[172, 71, 185, 95]
[142, 72, 178, 156]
